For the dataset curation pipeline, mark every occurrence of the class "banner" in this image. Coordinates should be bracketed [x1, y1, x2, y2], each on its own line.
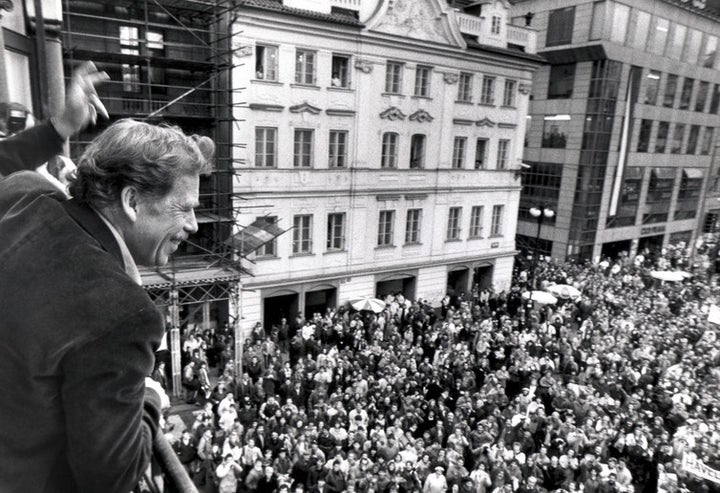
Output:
[683, 454, 720, 485]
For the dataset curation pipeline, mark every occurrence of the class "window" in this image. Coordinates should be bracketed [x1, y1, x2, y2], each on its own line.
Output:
[377, 210, 395, 246]
[686, 125, 700, 155]
[469, 206, 484, 238]
[644, 71, 661, 105]
[497, 139, 510, 169]
[655, 122, 669, 153]
[590, 1, 606, 41]
[542, 115, 570, 148]
[679, 78, 694, 110]
[458, 72, 473, 102]
[256, 216, 277, 257]
[610, 3, 630, 44]
[452, 137, 467, 169]
[475, 139, 488, 169]
[547, 64, 575, 99]
[447, 207, 462, 240]
[503, 79, 516, 107]
[255, 127, 277, 167]
[711, 84, 720, 114]
[491, 15, 502, 35]
[663, 74, 678, 108]
[671, 124, 685, 154]
[405, 209, 422, 244]
[675, 170, 703, 220]
[546, 7, 575, 47]
[414, 65, 432, 97]
[385, 61, 403, 93]
[644, 169, 674, 224]
[701, 35, 718, 68]
[326, 213, 346, 251]
[381, 132, 398, 168]
[696, 81, 709, 112]
[120, 26, 140, 92]
[292, 215, 313, 254]
[480, 76, 495, 105]
[410, 134, 425, 169]
[627, 10, 651, 49]
[491, 205, 504, 236]
[667, 24, 687, 60]
[147, 32, 166, 92]
[647, 16, 669, 55]
[295, 49, 316, 85]
[701, 127, 714, 155]
[255, 44, 278, 81]
[329, 130, 347, 168]
[293, 129, 314, 168]
[685, 29, 703, 65]
[331, 54, 350, 88]
[636, 119, 652, 153]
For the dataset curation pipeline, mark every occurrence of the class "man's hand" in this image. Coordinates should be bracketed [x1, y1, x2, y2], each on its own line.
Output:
[145, 377, 171, 410]
[52, 61, 109, 140]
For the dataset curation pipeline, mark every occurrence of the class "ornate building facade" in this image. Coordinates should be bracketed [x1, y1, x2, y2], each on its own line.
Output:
[232, 0, 541, 330]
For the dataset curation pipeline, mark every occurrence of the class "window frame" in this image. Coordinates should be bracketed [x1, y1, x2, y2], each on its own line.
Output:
[480, 76, 495, 105]
[546, 6, 575, 47]
[405, 209, 422, 244]
[255, 44, 278, 81]
[293, 128, 314, 168]
[410, 134, 426, 169]
[326, 213, 346, 251]
[377, 210, 395, 247]
[503, 79, 517, 107]
[328, 130, 348, 168]
[414, 65, 432, 97]
[475, 138, 488, 169]
[469, 206, 484, 238]
[490, 205, 504, 237]
[446, 207, 462, 241]
[497, 139, 510, 170]
[381, 132, 399, 168]
[458, 72, 473, 102]
[385, 61, 404, 94]
[292, 214, 313, 254]
[452, 136, 467, 169]
[295, 49, 317, 85]
[255, 127, 278, 168]
[331, 53, 351, 88]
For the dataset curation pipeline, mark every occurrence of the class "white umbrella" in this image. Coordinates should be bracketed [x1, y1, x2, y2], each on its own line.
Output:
[348, 296, 386, 313]
[545, 284, 581, 300]
[650, 271, 685, 282]
[522, 290, 558, 305]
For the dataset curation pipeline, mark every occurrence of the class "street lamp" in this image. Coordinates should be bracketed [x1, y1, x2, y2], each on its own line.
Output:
[529, 206, 555, 290]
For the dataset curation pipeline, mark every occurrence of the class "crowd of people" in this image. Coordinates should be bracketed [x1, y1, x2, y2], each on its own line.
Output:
[159, 244, 720, 493]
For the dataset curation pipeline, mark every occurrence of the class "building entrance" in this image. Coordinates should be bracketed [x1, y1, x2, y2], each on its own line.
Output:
[376, 276, 416, 300]
[305, 287, 337, 319]
[473, 265, 494, 290]
[447, 268, 470, 296]
[263, 293, 298, 332]
[601, 239, 632, 259]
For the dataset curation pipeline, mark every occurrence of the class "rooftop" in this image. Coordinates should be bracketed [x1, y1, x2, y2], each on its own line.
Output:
[237, 0, 364, 27]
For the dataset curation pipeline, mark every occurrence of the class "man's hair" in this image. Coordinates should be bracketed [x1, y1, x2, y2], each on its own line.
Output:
[71, 119, 214, 207]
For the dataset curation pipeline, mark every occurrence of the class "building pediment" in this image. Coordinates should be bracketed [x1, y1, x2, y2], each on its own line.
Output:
[409, 109, 434, 123]
[380, 106, 407, 120]
[476, 117, 496, 127]
[366, 0, 466, 48]
[289, 102, 322, 114]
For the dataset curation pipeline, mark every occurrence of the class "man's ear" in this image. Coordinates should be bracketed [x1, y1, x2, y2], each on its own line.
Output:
[121, 186, 139, 222]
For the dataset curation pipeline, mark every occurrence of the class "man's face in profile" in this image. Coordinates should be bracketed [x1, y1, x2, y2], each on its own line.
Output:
[131, 173, 200, 266]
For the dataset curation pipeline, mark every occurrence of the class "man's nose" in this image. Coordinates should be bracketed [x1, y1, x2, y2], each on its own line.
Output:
[186, 209, 198, 234]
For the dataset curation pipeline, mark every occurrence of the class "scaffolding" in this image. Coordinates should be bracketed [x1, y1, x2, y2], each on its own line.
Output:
[61, 0, 254, 395]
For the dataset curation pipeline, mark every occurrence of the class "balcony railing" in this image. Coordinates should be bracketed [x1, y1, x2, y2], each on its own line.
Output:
[507, 24, 537, 53]
[457, 13, 483, 37]
[330, 0, 361, 8]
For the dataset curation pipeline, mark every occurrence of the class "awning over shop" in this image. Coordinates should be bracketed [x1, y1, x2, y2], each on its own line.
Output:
[141, 258, 242, 288]
[683, 168, 704, 179]
[652, 167, 676, 180]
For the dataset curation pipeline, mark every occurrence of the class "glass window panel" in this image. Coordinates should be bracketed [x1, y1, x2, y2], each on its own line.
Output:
[655, 121, 669, 153]
[701, 127, 714, 155]
[671, 124, 685, 154]
[547, 64, 575, 99]
[696, 81, 709, 112]
[644, 70, 661, 105]
[627, 10, 651, 49]
[610, 3, 630, 44]
[647, 17, 669, 55]
[546, 7, 575, 47]
[679, 78, 694, 110]
[590, 1, 606, 41]
[685, 29, 702, 65]
[663, 74, 678, 108]
[542, 115, 570, 148]
[667, 24, 686, 60]
[702, 35, 718, 68]
[686, 125, 700, 155]
[636, 119, 652, 153]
